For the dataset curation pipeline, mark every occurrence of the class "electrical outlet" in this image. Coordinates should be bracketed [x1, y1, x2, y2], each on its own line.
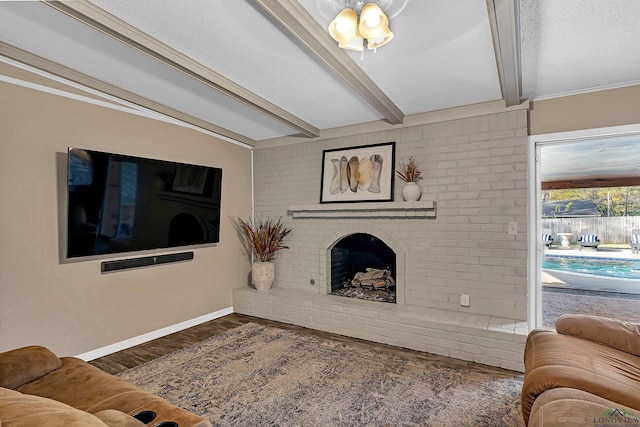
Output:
[460, 294, 470, 307]
[508, 222, 518, 235]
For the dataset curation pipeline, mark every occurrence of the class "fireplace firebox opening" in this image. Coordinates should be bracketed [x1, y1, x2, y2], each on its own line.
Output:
[330, 233, 396, 303]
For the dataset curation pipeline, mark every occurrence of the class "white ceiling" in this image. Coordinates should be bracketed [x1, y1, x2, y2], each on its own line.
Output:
[0, 0, 639, 147]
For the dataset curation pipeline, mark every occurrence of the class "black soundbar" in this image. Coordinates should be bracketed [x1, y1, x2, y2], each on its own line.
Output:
[101, 251, 194, 273]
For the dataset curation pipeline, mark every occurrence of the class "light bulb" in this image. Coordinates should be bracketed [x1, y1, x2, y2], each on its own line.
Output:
[358, 3, 389, 41]
[364, 13, 380, 28]
[335, 17, 352, 34]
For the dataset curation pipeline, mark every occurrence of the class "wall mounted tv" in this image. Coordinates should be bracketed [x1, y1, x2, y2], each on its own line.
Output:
[67, 148, 222, 258]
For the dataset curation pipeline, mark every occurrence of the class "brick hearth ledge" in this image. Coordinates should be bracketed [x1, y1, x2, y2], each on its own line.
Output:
[233, 287, 527, 372]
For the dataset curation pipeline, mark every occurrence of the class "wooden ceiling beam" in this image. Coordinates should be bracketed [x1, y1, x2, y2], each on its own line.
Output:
[43, 0, 320, 138]
[0, 42, 256, 147]
[486, 0, 522, 107]
[542, 176, 640, 190]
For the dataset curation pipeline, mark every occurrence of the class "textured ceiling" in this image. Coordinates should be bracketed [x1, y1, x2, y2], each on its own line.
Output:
[87, 0, 384, 132]
[520, 0, 640, 99]
[0, 0, 639, 147]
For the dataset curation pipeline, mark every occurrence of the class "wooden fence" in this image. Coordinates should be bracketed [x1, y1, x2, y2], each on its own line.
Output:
[542, 217, 640, 244]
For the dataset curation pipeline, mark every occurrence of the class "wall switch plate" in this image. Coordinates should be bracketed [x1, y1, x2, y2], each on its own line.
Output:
[460, 294, 470, 307]
[508, 222, 518, 235]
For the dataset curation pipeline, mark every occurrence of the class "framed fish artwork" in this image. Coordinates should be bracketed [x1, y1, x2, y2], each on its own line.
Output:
[320, 141, 395, 203]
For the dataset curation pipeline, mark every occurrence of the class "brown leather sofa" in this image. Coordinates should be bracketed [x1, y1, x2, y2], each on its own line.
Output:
[0, 345, 212, 427]
[521, 314, 640, 426]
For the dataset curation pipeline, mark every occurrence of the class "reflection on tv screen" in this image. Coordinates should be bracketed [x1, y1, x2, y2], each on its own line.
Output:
[67, 148, 222, 258]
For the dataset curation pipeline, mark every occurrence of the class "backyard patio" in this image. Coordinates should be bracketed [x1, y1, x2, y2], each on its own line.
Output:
[542, 246, 640, 327]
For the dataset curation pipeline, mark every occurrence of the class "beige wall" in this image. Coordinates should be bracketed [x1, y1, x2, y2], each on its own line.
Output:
[0, 65, 252, 355]
[530, 84, 640, 135]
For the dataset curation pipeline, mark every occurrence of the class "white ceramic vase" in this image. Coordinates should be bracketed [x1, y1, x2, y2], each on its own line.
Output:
[252, 262, 275, 291]
[401, 182, 422, 201]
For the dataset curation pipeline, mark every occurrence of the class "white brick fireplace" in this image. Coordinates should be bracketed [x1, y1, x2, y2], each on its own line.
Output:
[290, 201, 435, 303]
[233, 107, 530, 372]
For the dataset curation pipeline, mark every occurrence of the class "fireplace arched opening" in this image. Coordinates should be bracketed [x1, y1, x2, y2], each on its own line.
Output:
[330, 233, 396, 303]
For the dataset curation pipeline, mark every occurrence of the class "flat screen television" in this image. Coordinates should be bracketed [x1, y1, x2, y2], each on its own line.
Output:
[66, 148, 222, 258]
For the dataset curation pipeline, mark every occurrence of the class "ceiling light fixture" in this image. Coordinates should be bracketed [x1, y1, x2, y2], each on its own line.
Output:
[328, 1, 395, 52]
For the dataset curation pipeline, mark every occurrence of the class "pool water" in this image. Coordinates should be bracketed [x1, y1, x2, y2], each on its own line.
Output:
[543, 256, 640, 280]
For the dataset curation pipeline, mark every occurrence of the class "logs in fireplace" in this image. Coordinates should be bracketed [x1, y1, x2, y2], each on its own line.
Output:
[351, 268, 395, 289]
[331, 267, 396, 303]
[330, 233, 396, 303]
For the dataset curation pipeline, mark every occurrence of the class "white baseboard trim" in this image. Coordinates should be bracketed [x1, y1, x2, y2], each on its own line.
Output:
[76, 307, 234, 361]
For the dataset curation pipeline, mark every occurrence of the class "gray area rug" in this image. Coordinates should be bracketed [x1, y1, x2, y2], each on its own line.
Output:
[118, 323, 524, 426]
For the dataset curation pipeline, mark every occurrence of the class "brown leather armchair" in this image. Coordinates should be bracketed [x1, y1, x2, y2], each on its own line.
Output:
[522, 315, 640, 426]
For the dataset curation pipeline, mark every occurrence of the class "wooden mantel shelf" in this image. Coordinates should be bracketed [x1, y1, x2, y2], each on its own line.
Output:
[288, 201, 436, 219]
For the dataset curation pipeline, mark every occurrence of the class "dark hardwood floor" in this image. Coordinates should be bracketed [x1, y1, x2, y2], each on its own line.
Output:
[89, 313, 522, 380]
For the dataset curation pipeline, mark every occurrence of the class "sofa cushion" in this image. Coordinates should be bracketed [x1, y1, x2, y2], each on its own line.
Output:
[19, 357, 213, 427]
[528, 388, 640, 427]
[18, 356, 143, 412]
[580, 234, 599, 243]
[521, 328, 640, 423]
[0, 345, 62, 390]
[556, 314, 640, 357]
[0, 386, 108, 427]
